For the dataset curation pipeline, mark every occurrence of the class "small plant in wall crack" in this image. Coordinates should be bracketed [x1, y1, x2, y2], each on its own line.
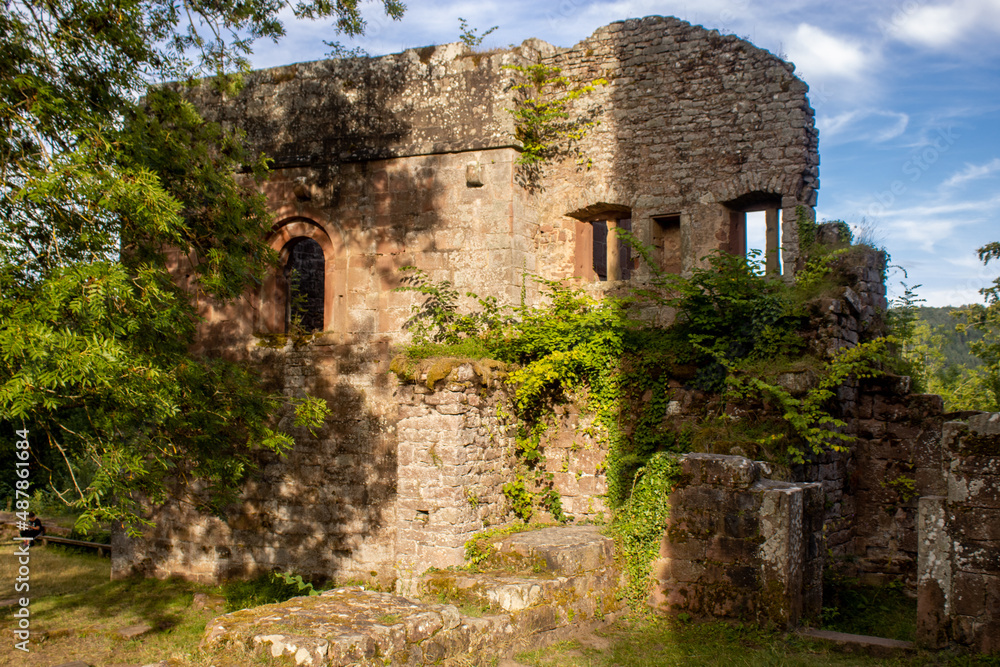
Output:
[503, 63, 607, 188]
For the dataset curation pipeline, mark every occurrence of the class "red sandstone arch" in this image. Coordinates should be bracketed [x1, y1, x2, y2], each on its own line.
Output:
[259, 218, 339, 333]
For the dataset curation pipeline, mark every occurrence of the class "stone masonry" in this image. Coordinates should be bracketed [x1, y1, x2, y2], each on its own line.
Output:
[122, 15, 821, 586]
[918, 413, 1000, 653]
[650, 453, 824, 627]
[392, 359, 513, 592]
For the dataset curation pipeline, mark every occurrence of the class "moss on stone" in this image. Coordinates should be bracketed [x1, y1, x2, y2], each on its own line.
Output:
[958, 432, 1000, 456]
[388, 355, 508, 389]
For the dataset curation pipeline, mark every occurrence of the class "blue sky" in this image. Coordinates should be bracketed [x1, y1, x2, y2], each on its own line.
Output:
[249, 0, 1000, 308]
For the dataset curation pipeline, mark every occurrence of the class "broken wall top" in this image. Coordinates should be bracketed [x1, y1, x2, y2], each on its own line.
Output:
[185, 15, 817, 198]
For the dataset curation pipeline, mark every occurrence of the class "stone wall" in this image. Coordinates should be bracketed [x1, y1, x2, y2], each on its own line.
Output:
[536, 16, 818, 282]
[393, 359, 515, 591]
[650, 453, 824, 627]
[125, 16, 829, 590]
[537, 401, 610, 522]
[183, 17, 818, 340]
[918, 413, 1000, 653]
[113, 339, 401, 585]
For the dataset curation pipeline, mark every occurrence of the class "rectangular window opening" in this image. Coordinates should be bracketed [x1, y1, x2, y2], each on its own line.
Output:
[652, 215, 681, 274]
[746, 209, 781, 275]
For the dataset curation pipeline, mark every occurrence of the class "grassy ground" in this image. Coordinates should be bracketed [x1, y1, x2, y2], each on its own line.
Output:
[1, 546, 999, 667]
[821, 578, 918, 642]
[514, 619, 1000, 667]
[0, 545, 285, 666]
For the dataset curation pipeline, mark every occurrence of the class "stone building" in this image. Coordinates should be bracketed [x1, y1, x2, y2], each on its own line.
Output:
[112, 16, 821, 585]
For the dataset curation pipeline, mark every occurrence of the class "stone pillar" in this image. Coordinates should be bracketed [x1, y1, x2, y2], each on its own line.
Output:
[606, 220, 620, 280]
[917, 495, 950, 649]
[765, 207, 780, 276]
[759, 482, 804, 627]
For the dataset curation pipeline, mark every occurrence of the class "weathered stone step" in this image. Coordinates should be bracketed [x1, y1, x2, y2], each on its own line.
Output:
[797, 628, 915, 657]
[422, 568, 618, 613]
[498, 525, 614, 575]
[202, 526, 621, 666]
[204, 587, 515, 666]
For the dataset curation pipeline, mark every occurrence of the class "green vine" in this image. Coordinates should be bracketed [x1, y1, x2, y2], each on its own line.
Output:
[613, 452, 681, 607]
[503, 64, 606, 168]
[395, 233, 895, 607]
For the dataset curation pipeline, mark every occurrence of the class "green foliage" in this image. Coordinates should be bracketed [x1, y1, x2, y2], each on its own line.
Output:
[0, 0, 408, 529]
[611, 452, 681, 607]
[957, 257, 1000, 410]
[463, 521, 534, 569]
[726, 338, 893, 463]
[458, 18, 498, 49]
[395, 266, 508, 347]
[648, 250, 804, 389]
[503, 478, 535, 521]
[796, 205, 817, 254]
[883, 475, 917, 503]
[898, 240, 1000, 412]
[221, 572, 320, 612]
[886, 283, 928, 391]
[503, 64, 607, 168]
[822, 572, 916, 642]
[400, 237, 897, 609]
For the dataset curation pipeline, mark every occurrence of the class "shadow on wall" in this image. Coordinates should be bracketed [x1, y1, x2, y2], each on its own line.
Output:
[234, 57, 413, 178]
[190, 151, 457, 581]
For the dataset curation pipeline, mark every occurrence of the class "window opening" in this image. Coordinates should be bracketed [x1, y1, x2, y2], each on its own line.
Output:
[745, 209, 781, 275]
[592, 220, 608, 280]
[283, 238, 325, 332]
[724, 193, 781, 276]
[652, 215, 681, 274]
[590, 218, 632, 281]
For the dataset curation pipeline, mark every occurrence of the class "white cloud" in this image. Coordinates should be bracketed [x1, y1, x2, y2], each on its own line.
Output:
[786, 23, 871, 81]
[887, 0, 1000, 49]
[817, 109, 909, 144]
[943, 158, 1000, 187]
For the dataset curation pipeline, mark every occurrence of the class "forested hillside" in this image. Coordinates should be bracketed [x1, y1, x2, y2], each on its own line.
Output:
[913, 306, 983, 369]
[900, 305, 994, 411]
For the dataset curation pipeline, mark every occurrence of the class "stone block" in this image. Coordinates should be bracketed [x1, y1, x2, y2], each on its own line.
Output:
[950, 506, 1000, 541]
[705, 535, 759, 563]
[952, 572, 987, 617]
[948, 471, 1000, 508]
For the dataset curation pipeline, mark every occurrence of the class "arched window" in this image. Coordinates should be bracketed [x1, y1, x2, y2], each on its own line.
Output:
[283, 237, 325, 333]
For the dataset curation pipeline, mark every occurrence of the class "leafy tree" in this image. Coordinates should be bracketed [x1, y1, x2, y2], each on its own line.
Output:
[0, 0, 404, 531]
[954, 242, 1000, 411]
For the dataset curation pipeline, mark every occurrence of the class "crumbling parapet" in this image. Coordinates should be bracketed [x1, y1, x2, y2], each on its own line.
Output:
[649, 453, 823, 627]
[917, 413, 1000, 653]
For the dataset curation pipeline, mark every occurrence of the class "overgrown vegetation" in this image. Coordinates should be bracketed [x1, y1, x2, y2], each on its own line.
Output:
[221, 571, 321, 612]
[458, 17, 498, 49]
[0, 0, 408, 533]
[892, 241, 1000, 412]
[503, 63, 607, 189]
[822, 572, 916, 642]
[398, 220, 901, 605]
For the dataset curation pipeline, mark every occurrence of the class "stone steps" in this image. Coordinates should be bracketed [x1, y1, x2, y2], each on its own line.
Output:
[201, 525, 619, 666]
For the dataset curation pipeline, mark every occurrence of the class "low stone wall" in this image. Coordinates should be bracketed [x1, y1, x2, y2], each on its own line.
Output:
[393, 358, 515, 591]
[918, 413, 1000, 653]
[649, 453, 824, 627]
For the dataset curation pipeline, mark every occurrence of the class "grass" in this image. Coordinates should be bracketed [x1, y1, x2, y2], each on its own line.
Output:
[821, 578, 918, 642]
[515, 618, 1000, 667]
[2, 546, 998, 667]
[0, 545, 288, 666]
